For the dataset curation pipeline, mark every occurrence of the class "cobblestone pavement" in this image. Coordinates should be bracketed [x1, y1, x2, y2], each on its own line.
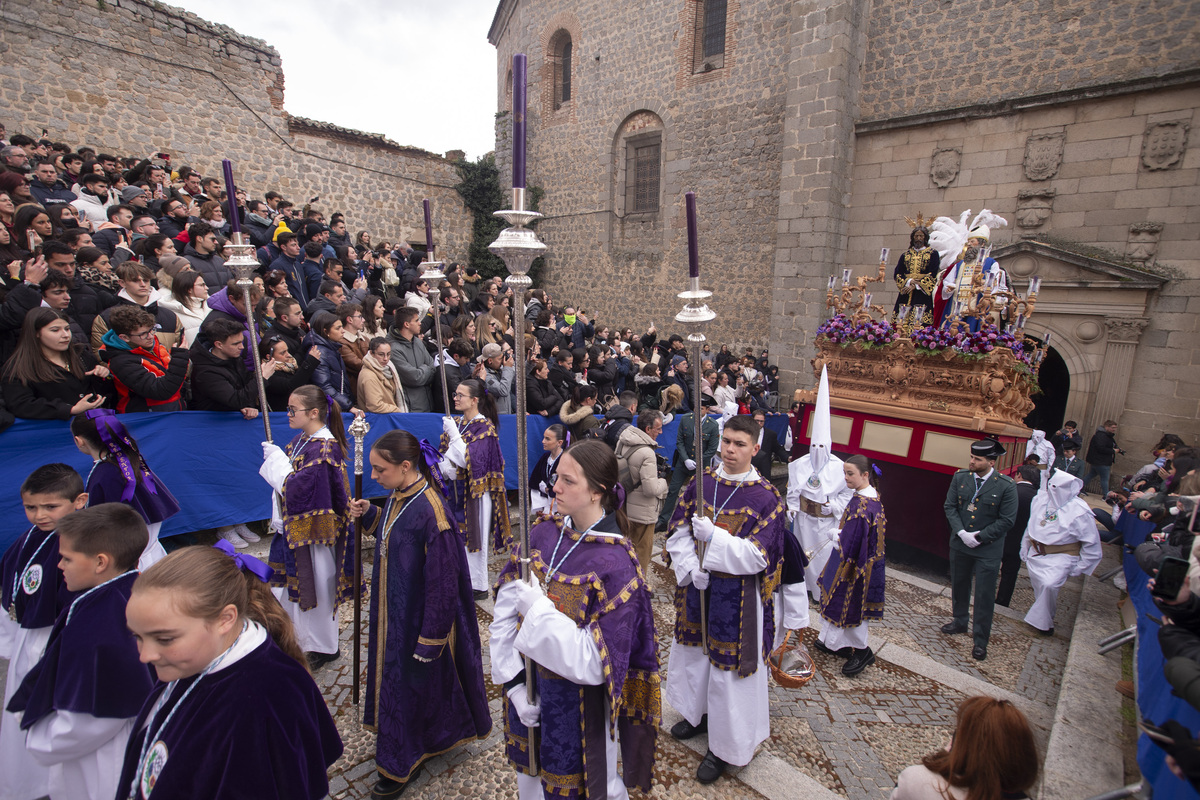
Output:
[313, 523, 1097, 799]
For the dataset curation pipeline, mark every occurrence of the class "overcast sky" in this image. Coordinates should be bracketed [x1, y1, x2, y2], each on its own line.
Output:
[171, 0, 501, 160]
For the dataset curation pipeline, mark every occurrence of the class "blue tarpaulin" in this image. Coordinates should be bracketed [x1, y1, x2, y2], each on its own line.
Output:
[1121, 510, 1200, 797]
[0, 410, 790, 553]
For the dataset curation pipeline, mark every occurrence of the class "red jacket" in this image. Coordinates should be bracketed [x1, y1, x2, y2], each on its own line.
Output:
[99, 330, 190, 413]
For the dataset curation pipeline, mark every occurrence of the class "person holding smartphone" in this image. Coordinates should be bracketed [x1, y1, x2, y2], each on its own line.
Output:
[477, 342, 515, 414]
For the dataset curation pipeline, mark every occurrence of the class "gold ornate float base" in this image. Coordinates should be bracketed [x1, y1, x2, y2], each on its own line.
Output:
[796, 337, 1035, 437]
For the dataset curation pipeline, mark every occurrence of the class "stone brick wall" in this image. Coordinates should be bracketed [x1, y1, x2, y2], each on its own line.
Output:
[860, 0, 1200, 122]
[491, 0, 791, 349]
[0, 0, 471, 258]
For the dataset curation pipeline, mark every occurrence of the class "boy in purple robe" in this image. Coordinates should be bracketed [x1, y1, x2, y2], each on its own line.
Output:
[491, 440, 660, 800]
[665, 415, 786, 784]
[8, 504, 155, 800]
[350, 431, 492, 798]
[440, 378, 512, 596]
[70, 410, 177, 570]
[0, 463, 86, 800]
[815, 454, 886, 676]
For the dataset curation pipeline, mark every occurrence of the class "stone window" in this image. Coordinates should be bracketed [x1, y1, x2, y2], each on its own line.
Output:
[504, 68, 513, 111]
[693, 0, 727, 73]
[625, 133, 662, 215]
[548, 30, 573, 111]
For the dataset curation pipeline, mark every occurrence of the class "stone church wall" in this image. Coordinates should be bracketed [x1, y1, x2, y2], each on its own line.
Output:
[0, 0, 471, 257]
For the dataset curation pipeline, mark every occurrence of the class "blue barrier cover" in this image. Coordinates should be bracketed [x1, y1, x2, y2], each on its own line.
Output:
[0, 410, 790, 552]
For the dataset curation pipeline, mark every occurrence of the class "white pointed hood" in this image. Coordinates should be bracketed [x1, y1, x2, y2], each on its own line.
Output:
[1029, 468, 1089, 531]
[788, 366, 845, 497]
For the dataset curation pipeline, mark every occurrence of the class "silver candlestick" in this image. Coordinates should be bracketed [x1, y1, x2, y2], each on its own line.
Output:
[227, 232, 271, 441]
[489, 186, 547, 776]
[677, 276, 716, 654]
[419, 255, 451, 416]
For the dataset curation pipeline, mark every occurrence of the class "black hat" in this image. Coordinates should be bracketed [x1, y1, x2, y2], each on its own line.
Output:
[1062, 441, 1078, 452]
[971, 439, 1006, 459]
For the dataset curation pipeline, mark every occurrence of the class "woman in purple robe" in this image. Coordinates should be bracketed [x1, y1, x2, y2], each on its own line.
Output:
[261, 384, 356, 670]
[118, 545, 342, 800]
[70, 410, 176, 570]
[491, 440, 660, 800]
[816, 454, 886, 677]
[349, 430, 492, 799]
[439, 377, 511, 598]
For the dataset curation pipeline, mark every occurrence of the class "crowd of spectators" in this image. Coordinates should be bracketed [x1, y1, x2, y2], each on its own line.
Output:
[0, 129, 781, 431]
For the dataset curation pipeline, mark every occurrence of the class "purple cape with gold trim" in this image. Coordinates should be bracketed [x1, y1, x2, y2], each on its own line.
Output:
[86, 459, 180, 525]
[440, 416, 511, 554]
[497, 513, 660, 799]
[267, 434, 356, 610]
[819, 493, 886, 627]
[361, 481, 491, 782]
[668, 470, 786, 677]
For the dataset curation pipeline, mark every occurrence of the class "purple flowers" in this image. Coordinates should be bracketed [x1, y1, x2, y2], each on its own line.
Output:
[817, 314, 896, 347]
[909, 323, 1034, 366]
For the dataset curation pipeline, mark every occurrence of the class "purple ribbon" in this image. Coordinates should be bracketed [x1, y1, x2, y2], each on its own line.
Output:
[419, 438, 452, 501]
[872, 464, 883, 476]
[613, 482, 626, 510]
[325, 393, 336, 418]
[212, 540, 274, 583]
[84, 409, 159, 502]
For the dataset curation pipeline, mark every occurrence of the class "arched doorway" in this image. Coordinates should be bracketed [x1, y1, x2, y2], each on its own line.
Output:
[1024, 344, 1069, 433]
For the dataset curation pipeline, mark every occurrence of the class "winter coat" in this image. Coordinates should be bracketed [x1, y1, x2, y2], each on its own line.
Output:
[525, 297, 546, 325]
[1086, 427, 1120, 466]
[589, 357, 619, 402]
[616, 424, 668, 525]
[265, 318, 304, 359]
[91, 291, 183, 352]
[90, 223, 129, 257]
[340, 330, 370, 399]
[243, 216, 274, 250]
[29, 179, 76, 207]
[67, 277, 114, 340]
[157, 295, 210, 348]
[71, 190, 114, 229]
[357, 353, 408, 413]
[534, 325, 566, 358]
[385, 328, 435, 413]
[527, 375, 566, 416]
[484, 364, 515, 414]
[635, 373, 663, 410]
[188, 341, 259, 412]
[97, 329, 189, 412]
[304, 294, 337, 321]
[202, 288, 254, 371]
[182, 244, 231, 290]
[560, 399, 600, 440]
[2, 349, 110, 420]
[304, 330, 353, 411]
[263, 352, 320, 412]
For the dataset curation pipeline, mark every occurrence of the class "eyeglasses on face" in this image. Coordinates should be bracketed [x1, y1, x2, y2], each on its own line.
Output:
[286, 406, 313, 417]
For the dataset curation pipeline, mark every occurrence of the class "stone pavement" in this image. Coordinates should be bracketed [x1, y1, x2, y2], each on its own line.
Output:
[309, 522, 1124, 799]
[0, 522, 1125, 799]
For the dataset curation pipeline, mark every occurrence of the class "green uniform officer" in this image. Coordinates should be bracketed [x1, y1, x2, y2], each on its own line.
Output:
[941, 438, 1019, 660]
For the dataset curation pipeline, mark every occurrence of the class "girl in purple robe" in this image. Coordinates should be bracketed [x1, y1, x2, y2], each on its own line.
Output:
[439, 377, 511, 597]
[261, 384, 356, 670]
[492, 440, 661, 800]
[348, 430, 492, 799]
[118, 545, 343, 800]
[70, 410, 177, 570]
[816, 454, 886, 676]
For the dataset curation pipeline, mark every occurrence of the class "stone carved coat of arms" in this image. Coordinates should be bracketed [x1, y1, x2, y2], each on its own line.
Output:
[1142, 121, 1189, 171]
[930, 147, 961, 188]
[1023, 133, 1064, 181]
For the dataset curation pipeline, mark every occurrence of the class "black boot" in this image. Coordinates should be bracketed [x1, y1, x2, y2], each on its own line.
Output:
[370, 774, 410, 798]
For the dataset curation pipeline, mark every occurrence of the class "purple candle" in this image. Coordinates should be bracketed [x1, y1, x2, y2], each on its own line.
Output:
[512, 53, 527, 190]
[423, 199, 434, 256]
[221, 159, 241, 236]
[685, 191, 699, 279]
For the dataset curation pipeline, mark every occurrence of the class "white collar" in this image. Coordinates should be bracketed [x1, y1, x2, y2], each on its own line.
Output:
[974, 468, 994, 482]
[209, 619, 268, 675]
[717, 465, 759, 482]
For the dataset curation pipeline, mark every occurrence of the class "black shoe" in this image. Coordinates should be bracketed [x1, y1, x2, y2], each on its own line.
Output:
[972, 644, 987, 660]
[670, 714, 707, 740]
[813, 638, 852, 658]
[305, 650, 340, 670]
[1038, 626, 1054, 637]
[474, 589, 490, 601]
[941, 622, 968, 635]
[696, 749, 727, 784]
[370, 771, 415, 799]
[841, 647, 875, 676]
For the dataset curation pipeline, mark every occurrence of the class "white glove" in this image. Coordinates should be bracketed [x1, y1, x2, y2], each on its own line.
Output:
[957, 530, 981, 548]
[820, 503, 832, 516]
[442, 416, 462, 441]
[684, 458, 696, 471]
[691, 569, 710, 591]
[691, 514, 715, 543]
[510, 578, 545, 616]
[262, 441, 284, 461]
[826, 528, 841, 546]
[507, 685, 541, 727]
[538, 481, 548, 495]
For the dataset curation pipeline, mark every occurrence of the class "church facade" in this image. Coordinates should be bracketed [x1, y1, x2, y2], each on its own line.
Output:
[488, 0, 1200, 463]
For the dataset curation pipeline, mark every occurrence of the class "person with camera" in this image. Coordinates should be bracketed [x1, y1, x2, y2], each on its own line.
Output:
[616, 409, 668, 571]
[478, 341, 515, 414]
[1083, 419, 1125, 496]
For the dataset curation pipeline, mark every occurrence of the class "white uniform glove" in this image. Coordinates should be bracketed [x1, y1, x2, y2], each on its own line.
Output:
[826, 528, 841, 546]
[684, 458, 696, 471]
[262, 441, 285, 461]
[691, 514, 715, 543]
[510, 578, 546, 616]
[957, 530, 982, 548]
[442, 416, 462, 441]
[538, 481, 549, 495]
[691, 569, 710, 591]
[507, 685, 541, 727]
[820, 503, 832, 516]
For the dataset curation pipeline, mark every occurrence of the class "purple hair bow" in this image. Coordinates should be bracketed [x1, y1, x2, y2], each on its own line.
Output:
[613, 482, 626, 510]
[84, 409, 158, 502]
[213, 539, 274, 583]
[419, 438, 453, 500]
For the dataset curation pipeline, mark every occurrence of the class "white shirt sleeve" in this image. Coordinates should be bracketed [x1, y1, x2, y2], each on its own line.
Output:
[940, 264, 960, 299]
[490, 580, 525, 684]
[258, 447, 293, 494]
[25, 709, 130, 765]
[665, 524, 701, 585]
[442, 437, 468, 470]
[514, 598, 604, 685]
[827, 485, 856, 520]
[702, 524, 769, 575]
[1073, 516, 1104, 576]
[780, 582, 810, 630]
[785, 463, 802, 516]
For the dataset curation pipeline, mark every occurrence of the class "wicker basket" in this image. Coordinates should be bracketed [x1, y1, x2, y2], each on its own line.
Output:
[768, 630, 815, 688]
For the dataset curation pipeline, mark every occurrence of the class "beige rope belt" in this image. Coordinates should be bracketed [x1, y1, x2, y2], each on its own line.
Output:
[800, 498, 833, 518]
[1030, 539, 1082, 557]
